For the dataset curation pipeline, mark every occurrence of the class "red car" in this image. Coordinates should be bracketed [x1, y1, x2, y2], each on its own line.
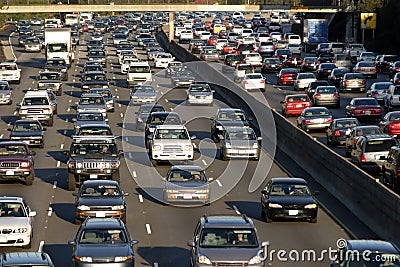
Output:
[207, 36, 219, 46]
[277, 68, 299, 86]
[281, 94, 312, 117]
[380, 111, 400, 136]
[221, 44, 237, 55]
[345, 97, 382, 121]
[82, 24, 89, 32]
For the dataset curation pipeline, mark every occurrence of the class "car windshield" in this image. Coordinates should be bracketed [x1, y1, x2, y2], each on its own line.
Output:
[217, 111, 247, 121]
[23, 97, 49, 105]
[78, 127, 111, 135]
[139, 106, 164, 115]
[80, 184, 121, 197]
[389, 113, 400, 121]
[304, 109, 329, 116]
[354, 99, 377, 106]
[0, 202, 26, 217]
[366, 139, 397, 152]
[226, 129, 256, 140]
[0, 84, 9, 90]
[71, 143, 118, 155]
[48, 43, 67, 53]
[335, 120, 359, 128]
[199, 228, 258, 248]
[334, 69, 350, 75]
[270, 183, 311, 196]
[79, 97, 104, 105]
[83, 74, 106, 81]
[14, 123, 41, 132]
[46, 60, 65, 67]
[373, 83, 392, 90]
[133, 87, 155, 94]
[40, 73, 60, 80]
[167, 170, 206, 182]
[77, 113, 104, 121]
[154, 129, 189, 139]
[264, 58, 280, 64]
[189, 85, 211, 92]
[347, 73, 364, 79]
[300, 73, 316, 79]
[0, 144, 28, 156]
[79, 229, 127, 244]
[346, 253, 400, 267]
[129, 66, 151, 73]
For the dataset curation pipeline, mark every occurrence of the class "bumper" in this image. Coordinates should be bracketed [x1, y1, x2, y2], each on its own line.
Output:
[19, 114, 52, 122]
[304, 123, 330, 130]
[314, 99, 340, 106]
[266, 208, 318, 221]
[75, 210, 126, 221]
[0, 233, 31, 247]
[69, 170, 118, 184]
[173, 81, 194, 87]
[130, 98, 156, 105]
[285, 109, 303, 116]
[10, 137, 43, 146]
[224, 148, 260, 159]
[151, 152, 193, 161]
[351, 114, 382, 120]
[342, 86, 366, 92]
[360, 161, 384, 172]
[331, 136, 347, 145]
[164, 192, 209, 203]
[73, 260, 134, 267]
[187, 98, 213, 105]
[0, 98, 12, 104]
[0, 169, 32, 180]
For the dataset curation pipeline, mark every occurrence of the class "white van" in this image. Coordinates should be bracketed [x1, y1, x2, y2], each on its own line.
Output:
[127, 62, 152, 86]
[287, 34, 301, 45]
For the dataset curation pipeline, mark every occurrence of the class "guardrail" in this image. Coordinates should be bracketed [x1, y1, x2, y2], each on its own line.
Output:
[155, 29, 400, 246]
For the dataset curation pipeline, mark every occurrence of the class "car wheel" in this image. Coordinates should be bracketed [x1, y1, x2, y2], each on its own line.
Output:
[345, 145, 351, 156]
[326, 137, 331, 146]
[75, 218, 82, 225]
[67, 173, 77, 191]
[25, 172, 34, 186]
[261, 207, 265, 218]
[48, 117, 54, 127]
[22, 239, 32, 249]
[309, 216, 317, 223]
[282, 109, 287, 118]
[265, 212, 272, 223]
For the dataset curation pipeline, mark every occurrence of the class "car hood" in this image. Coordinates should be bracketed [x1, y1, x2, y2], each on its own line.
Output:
[268, 195, 316, 205]
[152, 139, 191, 145]
[198, 247, 260, 262]
[77, 104, 106, 110]
[166, 181, 208, 188]
[0, 217, 30, 227]
[77, 197, 124, 207]
[11, 131, 43, 137]
[75, 121, 107, 127]
[188, 92, 212, 96]
[71, 155, 118, 161]
[76, 244, 131, 257]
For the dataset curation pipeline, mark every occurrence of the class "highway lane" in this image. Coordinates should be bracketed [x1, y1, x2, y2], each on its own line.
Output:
[0, 24, 376, 267]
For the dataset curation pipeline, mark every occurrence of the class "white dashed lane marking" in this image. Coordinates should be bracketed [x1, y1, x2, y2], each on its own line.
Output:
[146, 224, 152, 235]
[216, 180, 223, 187]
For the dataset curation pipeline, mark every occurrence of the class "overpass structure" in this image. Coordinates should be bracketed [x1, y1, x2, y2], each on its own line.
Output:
[0, 4, 340, 13]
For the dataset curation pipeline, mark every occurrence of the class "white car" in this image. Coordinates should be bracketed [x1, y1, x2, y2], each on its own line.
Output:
[187, 83, 214, 105]
[242, 73, 265, 91]
[121, 55, 139, 74]
[234, 63, 254, 82]
[154, 52, 175, 68]
[243, 53, 262, 67]
[270, 32, 282, 41]
[215, 39, 228, 51]
[0, 197, 37, 249]
[0, 62, 21, 84]
[242, 36, 256, 45]
[287, 43, 302, 55]
[294, 72, 317, 91]
[199, 32, 211, 41]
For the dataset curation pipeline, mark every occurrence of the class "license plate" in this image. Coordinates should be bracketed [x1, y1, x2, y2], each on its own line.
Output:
[296, 104, 303, 108]
[6, 170, 14, 176]
[314, 119, 324, 123]
[365, 111, 371, 115]
[0, 236, 7, 243]
[183, 194, 193, 200]
[96, 212, 106, 218]
[288, 210, 299, 216]
[89, 174, 98, 179]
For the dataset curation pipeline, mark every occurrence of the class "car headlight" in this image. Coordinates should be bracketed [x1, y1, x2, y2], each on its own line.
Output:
[249, 255, 262, 265]
[152, 145, 161, 150]
[13, 228, 29, 233]
[183, 145, 193, 150]
[115, 256, 132, 262]
[112, 205, 124, 210]
[196, 189, 210, 194]
[61, 69, 67, 72]
[304, 203, 317, 209]
[198, 255, 212, 265]
[252, 143, 258, 148]
[188, 95, 195, 99]
[165, 189, 179, 193]
[89, 58, 94, 61]
[216, 125, 224, 130]
[111, 161, 120, 168]
[76, 162, 83, 168]
[68, 162, 75, 168]
[82, 85, 89, 89]
[225, 143, 231, 148]
[75, 256, 92, 262]
[268, 203, 282, 208]
[131, 96, 139, 99]
[77, 205, 90, 211]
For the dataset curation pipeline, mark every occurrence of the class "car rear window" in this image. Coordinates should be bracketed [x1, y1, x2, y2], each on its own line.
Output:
[366, 139, 397, 152]
[336, 54, 351, 60]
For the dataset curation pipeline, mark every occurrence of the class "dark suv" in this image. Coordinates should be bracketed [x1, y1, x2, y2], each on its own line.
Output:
[65, 136, 122, 191]
[382, 145, 400, 192]
[1, 252, 55, 267]
[68, 218, 138, 267]
[188, 215, 269, 267]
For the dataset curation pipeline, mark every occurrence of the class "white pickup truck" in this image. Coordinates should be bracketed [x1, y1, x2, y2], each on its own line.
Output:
[149, 125, 195, 165]
[0, 62, 21, 84]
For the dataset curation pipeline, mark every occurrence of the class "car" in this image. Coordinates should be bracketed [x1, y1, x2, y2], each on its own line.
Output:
[87, 49, 107, 67]
[243, 52, 262, 66]
[353, 61, 377, 78]
[190, 39, 207, 54]
[135, 104, 165, 131]
[277, 68, 298, 86]
[300, 57, 319, 72]
[328, 42, 346, 54]
[1, 252, 55, 266]
[210, 108, 250, 142]
[392, 73, 400, 85]
[317, 52, 335, 64]
[0, 197, 37, 249]
[37, 71, 62, 96]
[188, 214, 269, 267]
[163, 165, 210, 205]
[312, 85, 340, 108]
[305, 80, 330, 99]
[24, 37, 42, 52]
[171, 69, 196, 88]
[274, 48, 292, 61]
[316, 63, 337, 80]
[0, 62, 21, 84]
[287, 43, 301, 55]
[376, 55, 400, 73]
[351, 134, 397, 172]
[154, 52, 175, 68]
[258, 41, 275, 56]
[261, 57, 282, 74]
[87, 40, 104, 51]
[331, 240, 400, 267]
[340, 73, 367, 93]
[81, 62, 104, 74]
[282, 54, 303, 68]
[144, 112, 184, 145]
[344, 125, 383, 156]
[80, 71, 109, 93]
[164, 61, 184, 78]
[333, 54, 352, 69]
[219, 127, 261, 160]
[234, 63, 254, 82]
[261, 177, 318, 223]
[358, 51, 376, 62]
[296, 107, 333, 132]
[241, 73, 265, 92]
[326, 118, 360, 147]
[316, 43, 330, 56]
[68, 218, 138, 267]
[89, 88, 115, 112]
[379, 111, 400, 137]
[75, 124, 113, 137]
[73, 111, 108, 135]
[389, 61, 400, 79]
[43, 58, 68, 81]
[76, 93, 107, 118]
[186, 83, 214, 105]
[130, 85, 157, 105]
[346, 97, 382, 121]
[0, 81, 12, 105]
[200, 48, 220, 62]
[8, 119, 46, 148]
[18, 90, 54, 126]
[293, 72, 317, 91]
[280, 94, 312, 117]
[383, 85, 400, 111]
[65, 136, 122, 191]
[328, 67, 351, 88]
[73, 180, 127, 224]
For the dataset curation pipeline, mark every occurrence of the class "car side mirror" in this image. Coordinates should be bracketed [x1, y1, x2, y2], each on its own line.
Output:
[190, 135, 196, 140]
[105, 118, 109, 122]
[29, 211, 37, 217]
[42, 128, 47, 131]
[257, 137, 262, 141]
[72, 118, 77, 122]
[72, 192, 78, 196]
[280, 101, 285, 104]
[118, 150, 124, 157]
[68, 240, 76, 246]
[187, 240, 195, 247]
[30, 151, 36, 156]
[131, 240, 139, 246]
[312, 191, 319, 196]
[261, 189, 268, 195]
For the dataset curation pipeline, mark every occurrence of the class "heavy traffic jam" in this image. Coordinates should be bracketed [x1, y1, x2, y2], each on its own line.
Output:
[0, 9, 398, 267]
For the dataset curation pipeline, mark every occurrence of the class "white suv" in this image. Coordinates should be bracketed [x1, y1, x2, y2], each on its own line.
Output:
[18, 90, 54, 126]
[0, 197, 37, 249]
[0, 62, 21, 84]
[149, 125, 195, 165]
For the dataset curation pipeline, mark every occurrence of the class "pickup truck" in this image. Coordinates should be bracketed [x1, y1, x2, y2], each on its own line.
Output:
[0, 62, 21, 84]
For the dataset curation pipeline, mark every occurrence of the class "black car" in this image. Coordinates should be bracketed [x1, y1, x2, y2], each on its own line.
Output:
[274, 49, 292, 62]
[389, 61, 400, 79]
[43, 58, 68, 81]
[300, 57, 319, 72]
[80, 71, 109, 93]
[261, 177, 318, 223]
[376, 55, 400, 73]
[1, 252, 55, 267]
[87, 49, 107, 67]
[316, 63, 337, 80]
[68, 218, 138, 267]
[171, 70, 196, 88]
[223, 54, 245, 70]
[317, 52, 335, 64]
[328, 67, 351, 88]
[135, 104, 165, 131]
[210, 108, 250, 142]
[73, 180, 127, 224]
[326, 118, 360, 147]
[261, 57, 282, 73]
[305, 80, 330, 99]
[8, 119, 46, 148]
[144, 112, 184, 146]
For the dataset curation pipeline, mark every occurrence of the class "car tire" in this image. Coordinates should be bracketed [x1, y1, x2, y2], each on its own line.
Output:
[23, 239, 32, 249]
[48, 117, 54, 127]
[25, 172, 34, 186]
[282, 109, 287, 118]
[265, 213, 272, 223]
[345, 145, 351, 156]
[309, 216, 317, 223]
[75, 218, 82, 225]
[67, 173, 76, 191]
[151, 159, 158, 166]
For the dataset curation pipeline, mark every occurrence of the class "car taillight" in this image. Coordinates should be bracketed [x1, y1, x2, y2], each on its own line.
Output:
[320, 69, 325, 72]
[272, 46, 275, 49]
[396, 68, 400, 72]
[354, 137, 359, 144]
[334, 130, 341, 136]
[361, 80, 366, 84]
[376, 109, 382, 113]
[327, 118, 333, 123]
[374, 91, 379, 96]
[333, 93, 340, 97]
[314, 94, 321, 98]
[244, 81, 249, 84]
[245, 58, 249, 60]
[389, 123, 397, 128]
[371, 67, 376, 71]
[297, 80, 301, 83]
[397, 169, 400, 177]
[260, 79, 265, 83]
[354, 109, 362, 114]
[361, 154, 366, 162]
[305, 119, 311, 124]
[304, 62, 309, 66]
[345, 80, 350, 84]
[359, 68, 365, 71]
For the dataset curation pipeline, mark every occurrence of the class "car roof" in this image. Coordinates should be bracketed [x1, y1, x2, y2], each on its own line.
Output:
[155, 125, 186, 130]
[78, 123, 111, 128]
[0, 196, 24, 202]
[363, 134, 393, 141]
[2, 252, 52, 265]
[81, 93, 103, 97]
[170, 165, 203, 171]
[347, 240, 399, 253]
[201, 215, 255, 228]
[218, 108, 244, 112]
[270, 177, 307, 184]
[24, 90, 49, 97]
[81, 180, 119, 186]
